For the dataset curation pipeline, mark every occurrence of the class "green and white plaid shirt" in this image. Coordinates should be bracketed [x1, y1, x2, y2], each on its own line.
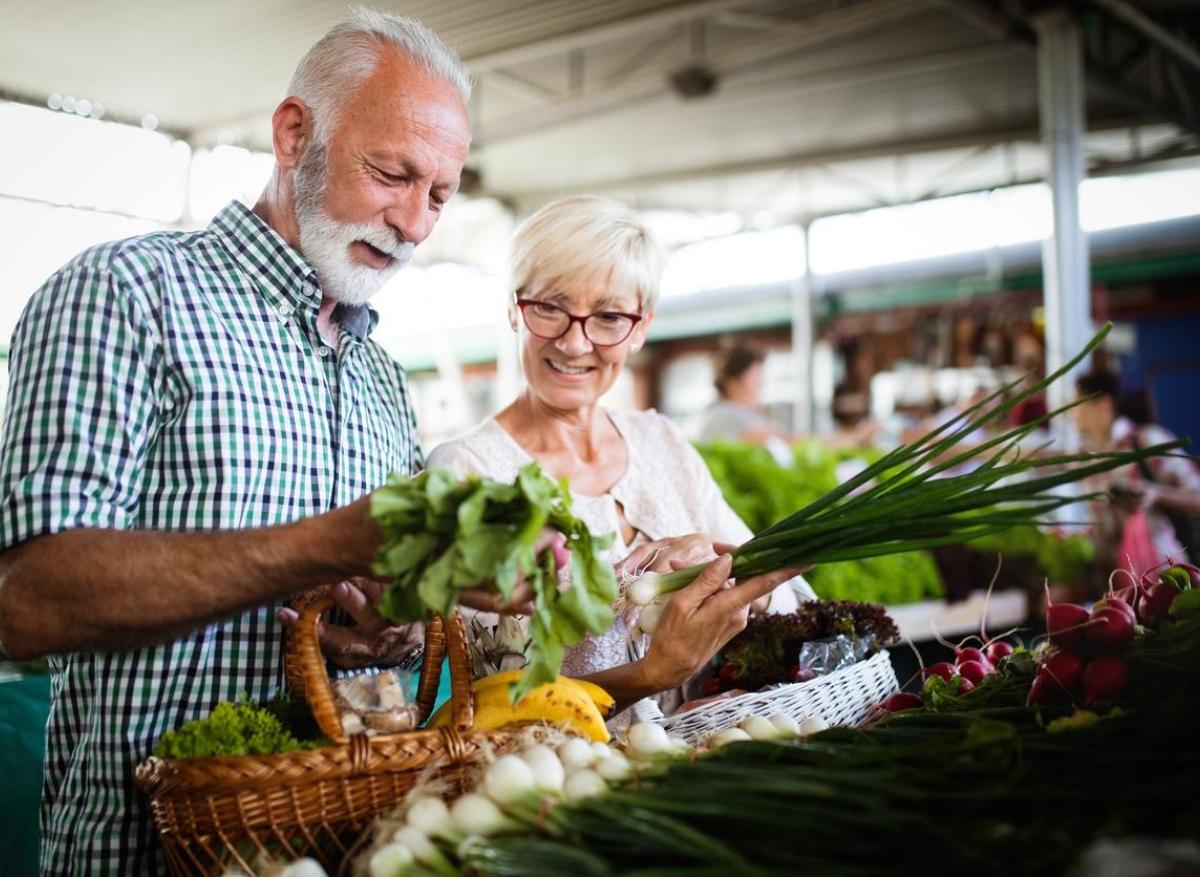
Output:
[0, 201, 423, 875]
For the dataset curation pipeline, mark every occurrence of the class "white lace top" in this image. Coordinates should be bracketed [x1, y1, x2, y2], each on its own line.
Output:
[426, 409, 815, 710]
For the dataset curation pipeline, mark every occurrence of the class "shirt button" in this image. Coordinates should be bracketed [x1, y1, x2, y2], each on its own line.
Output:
[318, 347, 330, 358]
[278, 305, 293, 318]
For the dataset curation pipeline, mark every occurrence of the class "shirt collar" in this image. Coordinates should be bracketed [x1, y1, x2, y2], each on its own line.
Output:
[210, 201, 381, 341]
[209, 200, 321, 315]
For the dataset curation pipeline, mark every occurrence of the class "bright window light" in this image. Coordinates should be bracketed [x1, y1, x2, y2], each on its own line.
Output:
[810, 167, 1200, 275]
[189, 145, 274, 224]
[0, 101, 188, 222]
[661, 225, 805, 298]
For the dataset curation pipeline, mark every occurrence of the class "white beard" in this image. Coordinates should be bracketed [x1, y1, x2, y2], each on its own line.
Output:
[292, 142, 415, 306]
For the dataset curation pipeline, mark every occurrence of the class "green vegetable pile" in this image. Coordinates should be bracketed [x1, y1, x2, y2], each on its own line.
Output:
[967, 524, 1094, 586]
[698, 441, 945, 605]
[450, 593, 1200, 877]
[370, 463, 617, 700]
[716, 600, 899, 691]
[154, 700, 321, 760]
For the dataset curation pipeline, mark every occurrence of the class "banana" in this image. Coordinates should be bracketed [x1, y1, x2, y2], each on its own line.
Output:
[426, 677, 611, 741]
[564, 678, 615, 716]
[472, 672, 615, 718]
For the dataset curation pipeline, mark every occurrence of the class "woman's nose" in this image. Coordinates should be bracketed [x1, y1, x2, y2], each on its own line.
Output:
[555, 319, 592, 356]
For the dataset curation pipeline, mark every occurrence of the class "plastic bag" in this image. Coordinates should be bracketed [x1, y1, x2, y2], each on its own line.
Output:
[794, 635, 858, 682]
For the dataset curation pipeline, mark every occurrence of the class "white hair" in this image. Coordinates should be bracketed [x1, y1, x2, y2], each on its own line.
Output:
[510, 196, 665, 313]
[288, 7, 472, 146]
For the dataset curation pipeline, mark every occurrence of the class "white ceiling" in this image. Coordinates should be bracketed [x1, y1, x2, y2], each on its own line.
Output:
[1, 0, 1197, 221]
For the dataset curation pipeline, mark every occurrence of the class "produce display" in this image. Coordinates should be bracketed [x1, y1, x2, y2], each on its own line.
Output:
[698, 440, 946, 605]
[266, 555, 1199, 877]
[710, 599, 899, 692]
[370, 463, 617, 700]
[626, 326, 1180, 612]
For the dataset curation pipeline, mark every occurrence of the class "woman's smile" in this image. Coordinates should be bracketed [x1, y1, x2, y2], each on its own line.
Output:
[545, 359, 595, 378]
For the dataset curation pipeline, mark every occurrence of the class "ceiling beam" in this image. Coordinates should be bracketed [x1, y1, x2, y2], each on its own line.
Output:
[461, 0, 758, 73]
[473, 0, 926, 147]
[1089, 0, 1200, 78]
[490, 116, 1142, 201]
[924, 0, 1200, 137]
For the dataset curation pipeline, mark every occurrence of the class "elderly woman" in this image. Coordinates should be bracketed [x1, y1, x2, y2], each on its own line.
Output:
[428, 196, 814, 716]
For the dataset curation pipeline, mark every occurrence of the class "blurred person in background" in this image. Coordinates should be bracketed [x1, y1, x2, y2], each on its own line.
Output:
[1072, 371, 1200, 585]
[699, 340, 796, 465]
[702, 340, 878, 465]
[428, 196, 813, 721]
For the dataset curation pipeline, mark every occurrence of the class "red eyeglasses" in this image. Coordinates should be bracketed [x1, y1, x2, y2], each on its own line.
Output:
[515, 297, 643, 347]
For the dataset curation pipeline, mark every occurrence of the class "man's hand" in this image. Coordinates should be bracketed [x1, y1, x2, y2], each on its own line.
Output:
[277, 578, 423, 671]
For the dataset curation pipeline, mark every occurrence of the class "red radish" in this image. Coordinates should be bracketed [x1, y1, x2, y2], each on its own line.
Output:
[1046, 601, 1090, 654]
[1041, 650, 1084, 694]
[1137, 581, 1180, 629]
[1082, 655, 1131, 704]
[880, 692, 923, 712]
[1085, 604, 1135, 655]
[985, 640, 1014, 664]
[922, 662, 956, 682]
[1028, 670, 1068, 705]
[957, 660, 990, 686]
[955, 676, 974, 693]
[1095, 596, 1137, 627]
[955, 647, 993, 671]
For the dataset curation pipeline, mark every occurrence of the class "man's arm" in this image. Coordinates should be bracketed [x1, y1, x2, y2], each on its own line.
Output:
[0, 497, 381, 660]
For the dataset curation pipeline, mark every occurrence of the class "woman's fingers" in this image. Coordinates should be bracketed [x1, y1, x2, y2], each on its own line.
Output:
[673, 554, 734, 608]
[615, 542, 661, 577]
[710, 567, 800, 614]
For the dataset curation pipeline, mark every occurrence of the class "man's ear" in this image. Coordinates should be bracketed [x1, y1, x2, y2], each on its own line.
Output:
[272, 97, 312, 171]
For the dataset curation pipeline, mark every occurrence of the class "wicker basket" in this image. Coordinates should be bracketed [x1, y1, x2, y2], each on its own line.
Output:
[136, 590, 511, 876]
[657, 649, 899, 745]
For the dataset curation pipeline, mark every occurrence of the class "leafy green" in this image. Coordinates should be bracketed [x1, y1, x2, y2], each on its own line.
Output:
[370, 463, 616, 701]
[154, 700, 323, 760]
[717, 599, 899, 691]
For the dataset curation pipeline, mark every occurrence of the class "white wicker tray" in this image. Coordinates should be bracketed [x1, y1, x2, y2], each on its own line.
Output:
[656, 649, 899, 745]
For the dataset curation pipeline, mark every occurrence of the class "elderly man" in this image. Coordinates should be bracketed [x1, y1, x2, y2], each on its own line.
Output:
[0, 10, 471, 874]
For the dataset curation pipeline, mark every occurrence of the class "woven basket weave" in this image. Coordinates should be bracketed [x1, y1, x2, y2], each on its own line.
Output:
[135, 589, 511, 876]
[657, 649, 898, 745]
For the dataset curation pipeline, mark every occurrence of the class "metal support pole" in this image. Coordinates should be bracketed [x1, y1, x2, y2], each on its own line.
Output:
[1036, 10, 1092, 427]
[791, 223, 815, 435]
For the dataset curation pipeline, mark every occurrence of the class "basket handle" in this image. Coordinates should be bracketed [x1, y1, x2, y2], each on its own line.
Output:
[284, 587, 475, 744]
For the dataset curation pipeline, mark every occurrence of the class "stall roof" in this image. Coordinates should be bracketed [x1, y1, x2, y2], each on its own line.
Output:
[1, 0, 1198, 221]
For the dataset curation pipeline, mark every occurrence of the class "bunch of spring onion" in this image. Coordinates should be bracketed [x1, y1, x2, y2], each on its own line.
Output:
[625, 323, 1188, 611]
[456, 703, 1200, 877]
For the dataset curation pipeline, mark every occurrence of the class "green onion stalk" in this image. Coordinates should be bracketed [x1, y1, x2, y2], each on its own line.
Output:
[625, 323, 1188, 607]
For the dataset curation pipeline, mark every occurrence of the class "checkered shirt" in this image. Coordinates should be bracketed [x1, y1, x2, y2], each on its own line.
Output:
[0, 201, 422, 875]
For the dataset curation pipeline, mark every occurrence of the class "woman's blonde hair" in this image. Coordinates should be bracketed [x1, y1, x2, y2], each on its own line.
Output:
[510, 196, 664, 312]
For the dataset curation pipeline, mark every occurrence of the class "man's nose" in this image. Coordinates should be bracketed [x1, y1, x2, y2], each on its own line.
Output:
[383, 190, 436, 245]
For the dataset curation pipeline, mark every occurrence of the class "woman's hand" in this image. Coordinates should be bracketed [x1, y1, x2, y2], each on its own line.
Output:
[618, 533, 720, 577]
[640, 554, 798, 692]
[620, 536, 774, 614]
